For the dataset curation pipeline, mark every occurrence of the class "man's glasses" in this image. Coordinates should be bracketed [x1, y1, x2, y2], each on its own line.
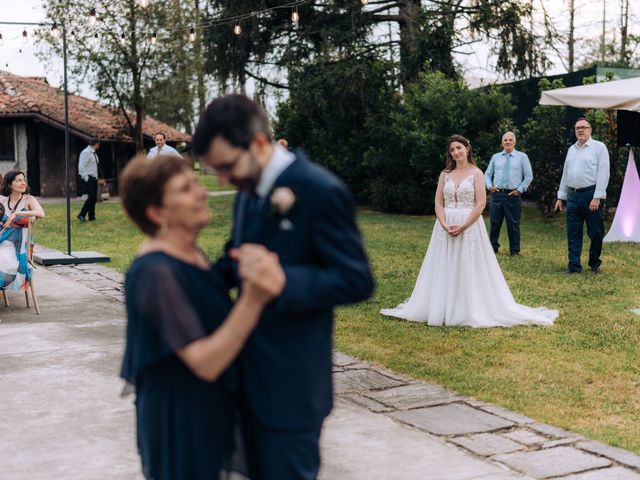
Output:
[575, 126, 591, 131]
[215, 151, 244, 174]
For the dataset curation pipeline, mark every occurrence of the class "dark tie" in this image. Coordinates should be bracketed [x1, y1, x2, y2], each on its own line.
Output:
[243, 192, 263, 242]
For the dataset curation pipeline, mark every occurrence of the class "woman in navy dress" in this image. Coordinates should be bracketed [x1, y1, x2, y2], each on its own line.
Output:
[119, 154, 284, 479]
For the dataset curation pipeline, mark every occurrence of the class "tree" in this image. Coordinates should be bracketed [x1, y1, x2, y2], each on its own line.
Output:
[520, 79, 568, 216]
[40, 0, 199, 150]
[200, 0, 553, 93]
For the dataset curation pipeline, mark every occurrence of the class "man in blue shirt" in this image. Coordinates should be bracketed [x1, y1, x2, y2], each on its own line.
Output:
[554, 118, 610, 274]
[484, 132, 533, 256]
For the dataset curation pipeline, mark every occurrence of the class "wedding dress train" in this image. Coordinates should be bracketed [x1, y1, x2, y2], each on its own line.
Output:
[381, 173, 558, 327]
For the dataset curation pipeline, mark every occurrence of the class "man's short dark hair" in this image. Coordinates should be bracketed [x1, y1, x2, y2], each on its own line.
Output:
[192, 94, 272, 155]
[575, 117, 591, 127]
[155, 132, 166, 139]
[89, 138, 100, 146]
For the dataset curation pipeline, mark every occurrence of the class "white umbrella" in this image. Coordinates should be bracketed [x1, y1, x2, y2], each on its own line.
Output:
[539, 77, 640, 112]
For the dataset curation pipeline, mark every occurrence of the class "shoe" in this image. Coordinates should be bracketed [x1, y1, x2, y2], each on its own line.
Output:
[565, 269, 581, 274]
[77, 215, 86, 223]
[510, 252, 520, 257]
[590, 267, 601, 274]
[88, 218, 96, 222]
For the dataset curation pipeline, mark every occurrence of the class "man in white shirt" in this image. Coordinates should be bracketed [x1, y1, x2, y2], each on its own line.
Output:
[77, 138, 100, 222]
[147, 132, 182, 159]
[555, 118, 610, 274]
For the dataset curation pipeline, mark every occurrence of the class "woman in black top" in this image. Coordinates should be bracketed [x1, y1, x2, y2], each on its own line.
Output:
[119, 154, 284, 479]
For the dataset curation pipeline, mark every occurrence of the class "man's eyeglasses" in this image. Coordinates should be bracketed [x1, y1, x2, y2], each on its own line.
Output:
[575, 126, 591, 131]
[215, 151, 244, 174]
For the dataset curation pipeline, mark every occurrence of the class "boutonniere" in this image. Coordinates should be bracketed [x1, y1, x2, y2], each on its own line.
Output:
[270, 187, 296, 216]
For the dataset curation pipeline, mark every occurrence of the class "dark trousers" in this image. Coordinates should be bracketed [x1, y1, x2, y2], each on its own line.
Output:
[240, 404, 322, 480]
[566, 188, 604, 272]
[489, 192, 522, 253]
[79, 176, 98, 220]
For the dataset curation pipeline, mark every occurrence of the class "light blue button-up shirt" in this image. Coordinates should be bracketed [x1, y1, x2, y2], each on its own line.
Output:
[557, 137, 610, 200]
[484, 149, 533, 193]
[147, 144, 182, 159]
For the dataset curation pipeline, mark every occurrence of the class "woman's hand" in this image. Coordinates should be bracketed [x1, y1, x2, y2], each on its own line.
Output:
[448, 224, 466, 237]
[230, 244, 286, 305]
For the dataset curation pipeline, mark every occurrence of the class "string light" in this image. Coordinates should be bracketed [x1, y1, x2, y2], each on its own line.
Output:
[22, 30, 28, 45]
[89, 8, 97, 26]
[0, 34, 3, 47]
[120, 33, 127, 46]
[291, 7, 299, 24]
[150, 31, 157, 45]
[360, 0, 369, 4]
[189, 26, 196, 42]
[233, 21, 241, 36]
[51, 22, 60, 38]
[70, 30, 77, 42]
[136, 0, 150, 7]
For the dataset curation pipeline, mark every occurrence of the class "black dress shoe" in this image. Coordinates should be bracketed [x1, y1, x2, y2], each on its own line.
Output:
[77, 215, 86, 223]
[88, 218, 96, 221]
[510, 252, 520, 257]
[565, 269, 581, 274]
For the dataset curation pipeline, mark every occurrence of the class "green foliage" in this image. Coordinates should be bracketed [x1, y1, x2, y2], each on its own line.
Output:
[520, 78, 569, 216]
[365, 71, 513, 213]
[275, 57, 400, 203]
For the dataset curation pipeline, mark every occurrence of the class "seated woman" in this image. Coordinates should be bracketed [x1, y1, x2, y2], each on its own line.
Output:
[0, 171, 45, 292]
[119, 154, 285, 479]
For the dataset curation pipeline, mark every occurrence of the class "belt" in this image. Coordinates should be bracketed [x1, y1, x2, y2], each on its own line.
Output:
[568, 185, 595, 193]
[492, 188, 513, 192]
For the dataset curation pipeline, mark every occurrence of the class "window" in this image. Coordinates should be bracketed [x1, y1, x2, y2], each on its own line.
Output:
[0, 124, 14, 161]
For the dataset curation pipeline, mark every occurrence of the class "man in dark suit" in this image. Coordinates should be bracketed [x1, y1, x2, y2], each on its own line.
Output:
[193, 94, 374, 480]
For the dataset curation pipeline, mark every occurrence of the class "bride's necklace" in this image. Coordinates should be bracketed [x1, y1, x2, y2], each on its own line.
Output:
[8, 193, 24, 213]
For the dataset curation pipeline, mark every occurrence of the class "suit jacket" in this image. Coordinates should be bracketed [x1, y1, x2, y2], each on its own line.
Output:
[215, 150, 374, 429]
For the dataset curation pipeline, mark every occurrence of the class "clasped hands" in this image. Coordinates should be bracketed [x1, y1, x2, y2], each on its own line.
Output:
[444, 224, 466, 237]
[229, 244, 286, 304]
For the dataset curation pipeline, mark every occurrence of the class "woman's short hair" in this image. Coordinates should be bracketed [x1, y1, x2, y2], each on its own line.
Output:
[120, 154, 192, 236]
[1, 170, 30, 196]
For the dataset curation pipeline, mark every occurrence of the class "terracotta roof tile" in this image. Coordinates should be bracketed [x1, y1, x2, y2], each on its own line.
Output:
[0, 71, 190, 143]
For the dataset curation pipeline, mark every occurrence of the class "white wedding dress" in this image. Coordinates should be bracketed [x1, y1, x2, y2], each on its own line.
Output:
[381, 173, 558, 327]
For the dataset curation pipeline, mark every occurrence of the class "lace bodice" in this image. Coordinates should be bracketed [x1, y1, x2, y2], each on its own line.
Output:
[443, 173, 476, 209]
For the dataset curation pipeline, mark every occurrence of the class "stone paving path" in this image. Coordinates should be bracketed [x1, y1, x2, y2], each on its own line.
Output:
[4, 260, 640, 479]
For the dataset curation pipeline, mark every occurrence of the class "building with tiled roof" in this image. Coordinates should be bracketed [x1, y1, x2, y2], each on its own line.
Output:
[0, 71, 191, 196]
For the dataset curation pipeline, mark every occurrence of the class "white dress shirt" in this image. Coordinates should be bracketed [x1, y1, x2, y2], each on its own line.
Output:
[557, 137, 610, 200]
[147, 144, 182, 159]
[78, 145, 99, 180]
[256, 144, 296, 198]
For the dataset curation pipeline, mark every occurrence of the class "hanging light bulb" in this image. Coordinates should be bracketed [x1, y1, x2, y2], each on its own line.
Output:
[233, 22, 241, 36]
[51, 22, 60, 38]
[120, 33, 127, 46]
[22, 30, 28, 45]
[93, 32, 99, 46]
[150, 31, 157, 45]
[0, 34, 4, 47]
[70, 30, 77, 42]
[89, 8, 97, 26]
[291, 7, 299, 24]
[136, 0, 150, 7]
[360, 0, 369, 4]
[189, 26, 196, 43]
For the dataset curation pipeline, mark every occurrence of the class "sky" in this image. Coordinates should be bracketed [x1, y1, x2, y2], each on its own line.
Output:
[0, 0, 638, 101]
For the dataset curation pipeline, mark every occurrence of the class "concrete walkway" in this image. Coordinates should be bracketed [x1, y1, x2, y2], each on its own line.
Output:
[1, 265, 639, 480]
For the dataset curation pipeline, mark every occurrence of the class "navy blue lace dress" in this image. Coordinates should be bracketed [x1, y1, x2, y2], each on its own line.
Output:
[121, 252, 238, 480]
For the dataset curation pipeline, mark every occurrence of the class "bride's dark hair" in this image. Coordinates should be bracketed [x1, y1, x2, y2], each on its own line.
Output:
[444, 135, 476, 172]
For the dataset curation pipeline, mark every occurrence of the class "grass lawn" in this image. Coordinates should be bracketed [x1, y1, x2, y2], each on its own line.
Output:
[37, 197, 640, 453]
[196, 173, 235, 192]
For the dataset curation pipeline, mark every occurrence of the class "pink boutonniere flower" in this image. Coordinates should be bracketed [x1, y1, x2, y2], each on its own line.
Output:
[270, 187, 296, 215]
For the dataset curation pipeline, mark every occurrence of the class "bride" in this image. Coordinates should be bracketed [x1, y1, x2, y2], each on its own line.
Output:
[381, 135, 558, 328]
